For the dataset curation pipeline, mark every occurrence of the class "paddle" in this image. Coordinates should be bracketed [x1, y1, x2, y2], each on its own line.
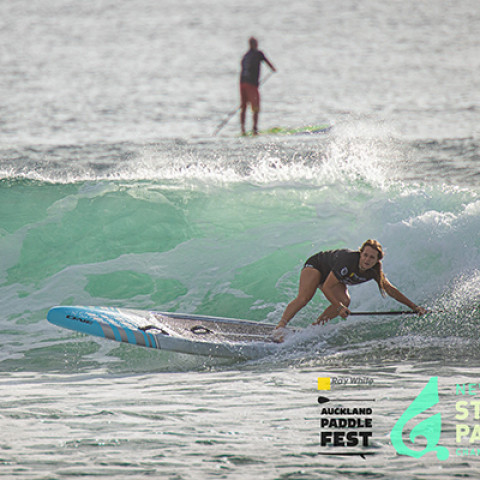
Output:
[213, 70, 275, 136]
[318, 396, 375, 404]
[349, 310, 421, 316]
[212, 105, 241, 137]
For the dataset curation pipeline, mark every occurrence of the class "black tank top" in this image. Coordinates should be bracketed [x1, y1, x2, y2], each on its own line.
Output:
[305, 249, 377, 285]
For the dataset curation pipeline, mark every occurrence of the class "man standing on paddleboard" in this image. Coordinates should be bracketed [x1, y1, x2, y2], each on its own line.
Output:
[240, 37, 276, 136]
[275, 240, 427, 339]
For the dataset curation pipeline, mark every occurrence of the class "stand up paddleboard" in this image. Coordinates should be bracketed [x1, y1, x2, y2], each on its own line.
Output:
[262, 124, 332, 135]
[242, 124, 332, 137]
[47, 306, 296, 359]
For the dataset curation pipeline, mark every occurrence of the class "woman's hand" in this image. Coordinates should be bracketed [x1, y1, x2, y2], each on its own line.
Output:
[413, 305, 428, 315]
[337, 304, 351, 319]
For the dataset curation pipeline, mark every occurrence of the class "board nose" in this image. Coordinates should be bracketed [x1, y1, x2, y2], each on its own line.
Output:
[47, 306, 65, 326]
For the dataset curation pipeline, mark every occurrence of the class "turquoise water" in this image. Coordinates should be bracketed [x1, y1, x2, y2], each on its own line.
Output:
[1, 0, 480, 478]
[3, 130, 480, 480]
[2, 135, 480, 396]
[3, 133, 480, 372]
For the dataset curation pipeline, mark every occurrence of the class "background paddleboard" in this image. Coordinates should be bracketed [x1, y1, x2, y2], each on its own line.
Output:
[47, 306, 296, 359]
[263, 124, 332, 135]
[242, 124, 332, 137]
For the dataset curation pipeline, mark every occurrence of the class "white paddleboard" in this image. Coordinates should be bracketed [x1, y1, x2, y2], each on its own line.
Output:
[47, 306, 296, 359]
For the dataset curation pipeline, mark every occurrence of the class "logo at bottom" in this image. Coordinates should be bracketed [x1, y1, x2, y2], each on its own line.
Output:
[390, 376, 449, 461]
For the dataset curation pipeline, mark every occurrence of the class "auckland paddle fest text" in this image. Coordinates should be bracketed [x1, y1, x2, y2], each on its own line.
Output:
[319, 407, 373, 448]
[318, 377, 374, 453]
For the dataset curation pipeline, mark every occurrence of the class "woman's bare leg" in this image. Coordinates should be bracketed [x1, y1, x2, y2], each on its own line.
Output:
[314, 283, 350, 325]
[278, 268, 321, 328]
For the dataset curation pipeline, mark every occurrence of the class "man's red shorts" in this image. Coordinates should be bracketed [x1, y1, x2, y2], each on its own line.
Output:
[240, 83, 260, 112]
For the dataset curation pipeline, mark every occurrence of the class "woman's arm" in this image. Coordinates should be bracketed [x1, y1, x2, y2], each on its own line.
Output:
[383, 278, 427, 314]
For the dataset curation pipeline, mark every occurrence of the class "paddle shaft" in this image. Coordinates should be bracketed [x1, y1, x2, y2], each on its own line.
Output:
[349, 310, 418, 316]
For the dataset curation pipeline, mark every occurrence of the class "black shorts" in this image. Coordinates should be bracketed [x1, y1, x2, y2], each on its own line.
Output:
[303, 253, 330, 284]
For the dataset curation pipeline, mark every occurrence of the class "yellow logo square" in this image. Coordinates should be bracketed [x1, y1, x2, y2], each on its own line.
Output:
[318, 377, 331, 390]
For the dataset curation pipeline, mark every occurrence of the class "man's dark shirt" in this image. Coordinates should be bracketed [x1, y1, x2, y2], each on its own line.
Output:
[240, 49, 267, 86]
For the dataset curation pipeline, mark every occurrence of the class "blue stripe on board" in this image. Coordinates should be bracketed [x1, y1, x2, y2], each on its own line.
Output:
[146, 332, 158, 348]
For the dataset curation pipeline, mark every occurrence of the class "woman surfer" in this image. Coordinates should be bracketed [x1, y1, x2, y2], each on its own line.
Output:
[275, 240, 426, 338]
